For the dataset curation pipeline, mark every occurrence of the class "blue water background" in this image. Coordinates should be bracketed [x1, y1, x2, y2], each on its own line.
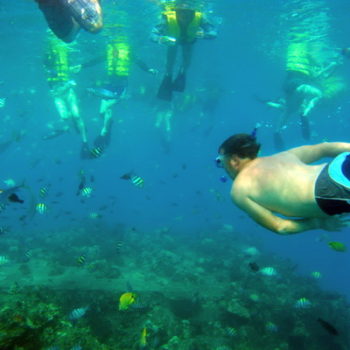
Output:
[1, 0, 350, 300]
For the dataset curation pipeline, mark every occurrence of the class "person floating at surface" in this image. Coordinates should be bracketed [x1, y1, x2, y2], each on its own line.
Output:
[35, 0, 103, 43]
[151, 0, 217, 101]
[263, 42, 343, 150]
[216, 132, 350, 234]
[87, 31, 156, 158]
[43, 31, 89, 158]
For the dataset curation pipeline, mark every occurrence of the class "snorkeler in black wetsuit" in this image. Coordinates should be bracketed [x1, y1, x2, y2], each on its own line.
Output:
[36, 0, 103, 43]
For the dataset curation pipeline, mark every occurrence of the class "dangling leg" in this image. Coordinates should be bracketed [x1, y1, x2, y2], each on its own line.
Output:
[43, 92, 71, 140]
[158, 46, 178, 101]
[90, 98, 116, 158]
[173, 43, 193, 92]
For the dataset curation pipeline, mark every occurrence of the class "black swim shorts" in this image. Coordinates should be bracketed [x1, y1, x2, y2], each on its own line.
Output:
[315, 152, 350, 215]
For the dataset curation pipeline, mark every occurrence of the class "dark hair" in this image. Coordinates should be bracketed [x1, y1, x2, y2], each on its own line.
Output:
[218, 133, 261, 159]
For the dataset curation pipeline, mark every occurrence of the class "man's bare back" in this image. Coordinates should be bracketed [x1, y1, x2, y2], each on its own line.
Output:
[233, 151, 326, 218]
[217, 134, 350, 234]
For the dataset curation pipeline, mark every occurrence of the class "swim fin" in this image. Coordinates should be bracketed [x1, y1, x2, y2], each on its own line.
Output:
[300, 115, 310, 140]
[157, 74, 173, 101]
[172, 70, 186, 92]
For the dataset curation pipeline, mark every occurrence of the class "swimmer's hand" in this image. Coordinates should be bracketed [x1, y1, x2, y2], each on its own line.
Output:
[316, 215, 350, 232]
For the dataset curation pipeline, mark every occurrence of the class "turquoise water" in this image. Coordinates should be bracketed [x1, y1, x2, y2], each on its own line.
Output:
[0, 1, 350, 349]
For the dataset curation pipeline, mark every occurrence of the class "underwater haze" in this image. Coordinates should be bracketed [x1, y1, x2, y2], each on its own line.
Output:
[1, 0, 350, 349]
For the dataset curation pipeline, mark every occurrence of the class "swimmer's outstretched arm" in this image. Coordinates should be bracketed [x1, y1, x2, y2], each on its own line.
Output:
[233, 190, 317, 234]
[287, 142, 350, 164]
[232, 189, 349, 234]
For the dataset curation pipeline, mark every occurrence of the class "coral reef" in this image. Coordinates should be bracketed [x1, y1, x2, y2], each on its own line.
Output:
[0, 224, 349, 350]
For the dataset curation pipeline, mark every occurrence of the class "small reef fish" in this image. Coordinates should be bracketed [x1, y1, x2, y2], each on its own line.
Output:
[77, 255, 86, 266]
[259, 266, 277, 276]
[68, 307, 89, 321]
[90, 146, 103, 159]
[119, 292, 137, 311]
[219, 175, 228, 183]
[248, 262, 260, 272]
[8, 193, 24, 204]
[76, 170, 87, 196]
[317, 317, 339, 336]
[225, 327, 237, 337]
[89, 212, 102, 219]
[0, 226, 10, 235]
[116, 241, 124, 251]
[328, 241, 347, 252]
[0, 185, 24, 206]
[120, 172, 145, 188]
[81, 187, 93, 198]
[25, 250, 33, 260]
[139, 327, 148, 349]
[243, 246, 260, 257]
[0, 256, 9, 265]
[311, 271, 322, 279]
[36, 203, 48, 214]
[39, 186, 50, 198]
[294, 297, 312, 309]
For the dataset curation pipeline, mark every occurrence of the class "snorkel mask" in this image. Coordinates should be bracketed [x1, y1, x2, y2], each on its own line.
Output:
[215, 126, 259, 182]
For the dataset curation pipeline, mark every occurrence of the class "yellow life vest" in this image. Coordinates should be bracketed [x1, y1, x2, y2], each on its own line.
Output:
[286, 42, 312, 76]
[46, 36, 70, 83]
[106, 39, 131, 77]
[164, 10, 203, 43]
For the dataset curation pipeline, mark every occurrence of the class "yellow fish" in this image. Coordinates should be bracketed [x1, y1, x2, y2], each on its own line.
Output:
[119, 292, 137, 311]
[139, 327, 147, 349]
[328, 241, 347, 252]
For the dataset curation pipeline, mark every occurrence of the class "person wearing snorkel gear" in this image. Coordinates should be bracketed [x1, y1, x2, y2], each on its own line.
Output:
[217, 131, 350, 234]
[43, 30, 89, 158]
[35, 0, 103, 43]
[264, 42, 342, 150]
[151, 0, 217, 101]
[87, 22, 157, 158]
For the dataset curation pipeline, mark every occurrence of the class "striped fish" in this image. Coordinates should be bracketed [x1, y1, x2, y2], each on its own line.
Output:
[120, 172, 144, 188]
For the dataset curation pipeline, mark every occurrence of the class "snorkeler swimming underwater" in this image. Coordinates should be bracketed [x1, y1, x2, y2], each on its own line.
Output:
[217, 134, 350, 234]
